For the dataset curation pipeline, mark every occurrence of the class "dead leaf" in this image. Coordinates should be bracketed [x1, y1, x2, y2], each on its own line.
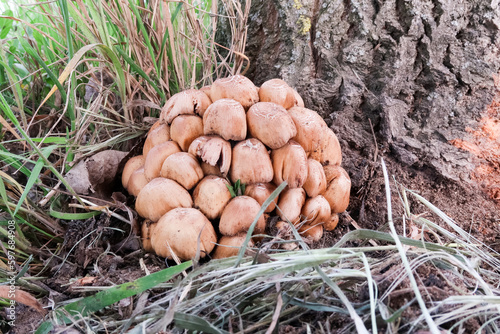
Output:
[0, 285, 47, 315]
[65, 150, 128, 196]
[72, 277, 96, 286]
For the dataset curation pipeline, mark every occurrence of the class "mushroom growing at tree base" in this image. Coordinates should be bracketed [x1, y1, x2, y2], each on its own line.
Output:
[120, 75, 351, 259]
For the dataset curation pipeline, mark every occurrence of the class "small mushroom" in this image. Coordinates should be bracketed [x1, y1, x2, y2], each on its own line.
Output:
[210, 75, 259, 109]
[143, 121, 170, 156]
[127, 168, 148, 196]
[203, 99, 247, 141]
[160, 152, 204, 190]
[309, 128, 342, 167]
[288, 106, 328, 157]
[122, 155, 145, 189]
[303, 159, 327, 197]
[244, 183, 278, 213]
[323, 166, 351, 213]
[160, 89, 212, 123]
[136, 177, 193, 222]
[189, 136, 232, 176]
[230, 139, 274, 184]
[299, 224, 323, 242]
[301, 195, 331, 227]
[276, 187, 306, 223]
[212, 235, 255, 259]
[144, 141, 182, 181]
[170, 115, 204, 151]
[219, 196, 266, 236]
[247, 102, 297, 149]
[324, 213, 339, 231]
[193, 175, 232, 220]
[150, 208, 217, 260]
[258, 78, 296, 109]
[271, 140, 308, 188]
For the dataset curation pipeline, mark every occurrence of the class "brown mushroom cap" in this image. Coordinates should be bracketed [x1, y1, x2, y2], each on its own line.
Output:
[309, 128, 342, 167]
[189, 135, 232, 176]
[170, 115, 204, 151]
[244, 183, 278, 213]
[136, 177, 193, 222]
[301, 195, 331, 227]
[247, 102, 297, 149]
[160, 152, 204, 190]
[230, 138, 274, 184]
[323, 166, 351, 213]
[210, 75, 259, 109]
[271, 140, 308, 188]
[219, 196, 266, 236]
[258, 79, 296, 109]
[276, 187, 306, 223]
[303, 159, 327, 197]
[144, 141, 182, 181]
[150, 208, 217, 260]
[122, 155, 145, 189]
[160, 89, 212, 123]
[299, 224, 323, 242]
[188, 136, 211, 157]
[324, 213, 339, 231]
[127, 167, 149, 197]
[141, 221, 156, 253]
[200, 85, 212, 100]
[193, 175, 232, 220]
[287, 106, 329, 157]
[143, 121, 170, 156]
[212, 235, 255, 259]
[203, 99, 247, 141]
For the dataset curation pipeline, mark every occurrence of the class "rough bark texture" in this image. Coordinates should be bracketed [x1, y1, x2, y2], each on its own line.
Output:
[245, 0, 500, 237]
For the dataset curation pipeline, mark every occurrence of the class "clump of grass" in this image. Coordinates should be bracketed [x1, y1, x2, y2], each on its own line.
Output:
[34, 161, 500, 333]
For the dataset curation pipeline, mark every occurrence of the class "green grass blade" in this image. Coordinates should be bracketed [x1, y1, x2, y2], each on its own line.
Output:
[31, 137, 68, 144]
[126, 0, 160, 78]
[57, 0, 76, 126]
[0, 57, 24, 126]
[13, 145, 56, 216]
[35, 261, 192, 333]
[0, 10, 14, 39]
[173, 312, 230, 334]
[17, 36, 67, 104]
[0, 147, 33, 177]
[0, 175, 14, 218]
[114, 47, 165, 101]
[66, 1, 99, 44]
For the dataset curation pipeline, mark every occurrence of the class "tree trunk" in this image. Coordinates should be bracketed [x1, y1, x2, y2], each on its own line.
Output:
[245, 0, 500, 238]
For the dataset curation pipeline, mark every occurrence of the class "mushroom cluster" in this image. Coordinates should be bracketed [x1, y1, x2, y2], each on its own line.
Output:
[122, 76, 351, 260]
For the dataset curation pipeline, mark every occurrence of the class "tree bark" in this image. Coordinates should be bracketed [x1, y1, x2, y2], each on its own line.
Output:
[245, 0, 500, 235]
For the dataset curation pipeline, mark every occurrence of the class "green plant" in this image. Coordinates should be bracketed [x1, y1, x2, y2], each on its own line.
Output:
[226, 178, 246, 198]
